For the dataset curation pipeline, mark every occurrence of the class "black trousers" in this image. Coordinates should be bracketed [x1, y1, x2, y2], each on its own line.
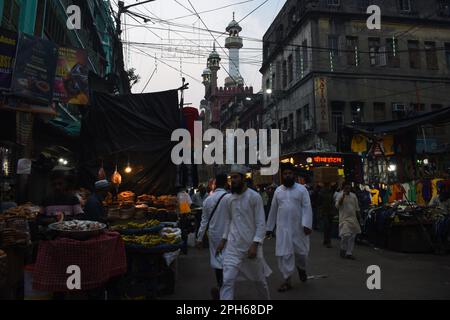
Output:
[323, 215, 334, 245]
[215, 269, 223, 287]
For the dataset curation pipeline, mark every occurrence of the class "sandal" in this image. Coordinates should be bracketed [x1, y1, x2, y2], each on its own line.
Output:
[277, 282, 293, 292]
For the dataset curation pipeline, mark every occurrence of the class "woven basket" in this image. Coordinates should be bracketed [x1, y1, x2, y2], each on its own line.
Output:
[120, 207, 135, 220]
[134, 208, 146, 220]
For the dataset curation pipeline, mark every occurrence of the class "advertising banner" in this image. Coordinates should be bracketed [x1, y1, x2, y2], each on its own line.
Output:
[10, 33, 58, 104]
[54, 47, 89, 105]
[0, 28, 18, 89]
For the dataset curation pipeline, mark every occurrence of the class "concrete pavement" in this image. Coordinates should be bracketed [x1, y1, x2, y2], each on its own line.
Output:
[168, 232, 450, 300]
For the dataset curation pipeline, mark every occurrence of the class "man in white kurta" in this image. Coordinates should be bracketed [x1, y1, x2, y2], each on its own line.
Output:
[216, 165, 272, 300]
[196, 174, 229, 291]
[267, 163, 313, 291]
[335, 184, 361, 260]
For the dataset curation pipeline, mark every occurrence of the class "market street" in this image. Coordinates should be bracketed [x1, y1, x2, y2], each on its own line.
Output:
[169, 232, 450, 300]
[2, 0, 450, 303]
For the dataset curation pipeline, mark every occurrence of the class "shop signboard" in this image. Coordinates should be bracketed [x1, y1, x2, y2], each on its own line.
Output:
[314, 77, 329, 133]
[54, 47, 89, 105]
[10, 33, 58, 104]
[0, 28, 18, 90]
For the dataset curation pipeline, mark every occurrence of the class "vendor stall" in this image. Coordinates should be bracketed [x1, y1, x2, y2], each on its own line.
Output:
[361, 201, 449, 254]
[32, 230, 126, 295]
[0, 203, 37, 299]
[339, 108, 450, 254]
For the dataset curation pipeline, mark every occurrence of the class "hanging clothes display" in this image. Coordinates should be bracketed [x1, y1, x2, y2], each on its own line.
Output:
[388, 185, 396, 203]
[381, 186, 390, 205]
[422, 180, 432, 204]
[416, 181, 426, 206]
[388, 184, 406, 202]
[382, 135, 395, 156]
[370, 188, 382, 206]
[368, 140, 385, 157]
[351, 134, 368, 153]
[431, 178, 444, 197]
[408, 181, 417, 202]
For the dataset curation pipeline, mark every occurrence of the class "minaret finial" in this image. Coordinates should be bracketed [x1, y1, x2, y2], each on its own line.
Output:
[213, 42, 216, 51]
[233, 12, 235, 20]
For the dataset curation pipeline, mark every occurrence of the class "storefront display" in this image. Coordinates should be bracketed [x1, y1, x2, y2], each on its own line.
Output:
[362, 201, 448, 252]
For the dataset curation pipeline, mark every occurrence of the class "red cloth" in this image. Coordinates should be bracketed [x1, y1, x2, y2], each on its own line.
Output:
[32, 231, 126, 292]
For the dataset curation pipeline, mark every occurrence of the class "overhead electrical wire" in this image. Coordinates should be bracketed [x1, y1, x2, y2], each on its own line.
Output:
[182, 0, 270, 86]
[113, 1, 450, 105]
[167, 0, 256, 21]
[129, 45, 203, 84]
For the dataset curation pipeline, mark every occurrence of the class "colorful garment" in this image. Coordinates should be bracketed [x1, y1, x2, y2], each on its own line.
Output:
[422, 180, 432, 203]
[402, 183, 409, 201]
[351, 135, 368, 153]
[388, 185, 396, 203]
[431, 178, 444, 198]
[382, 135, 395, 156]
[408, 181, 416, 202]
[416, 182, 425, 206]
[370, 189, 381, 206]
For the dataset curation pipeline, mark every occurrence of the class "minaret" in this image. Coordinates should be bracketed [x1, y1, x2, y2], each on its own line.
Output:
[224, 12, 243, 88]
[207, 43, 221, 95]
[201, 64, 211, 99]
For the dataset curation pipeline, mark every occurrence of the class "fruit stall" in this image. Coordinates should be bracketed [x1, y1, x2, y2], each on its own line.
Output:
[104, 191, 185, 299]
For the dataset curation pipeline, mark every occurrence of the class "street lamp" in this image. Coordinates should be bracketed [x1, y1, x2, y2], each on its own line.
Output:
[266, 88, 273, 95]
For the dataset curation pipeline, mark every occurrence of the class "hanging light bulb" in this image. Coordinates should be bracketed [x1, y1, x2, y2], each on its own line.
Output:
[388, 164, 397, 172]
[125, 154, 132, 174]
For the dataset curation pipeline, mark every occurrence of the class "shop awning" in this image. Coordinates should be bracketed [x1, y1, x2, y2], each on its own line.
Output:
[79, 89, 181, 195]
[343, 107, 450, 135]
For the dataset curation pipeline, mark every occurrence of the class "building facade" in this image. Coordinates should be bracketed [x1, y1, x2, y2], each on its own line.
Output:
[0, 1, 119, 203]
[199, 15, 262, 182]
[1, 0, 116, 77]
[261, 0, 450, 156]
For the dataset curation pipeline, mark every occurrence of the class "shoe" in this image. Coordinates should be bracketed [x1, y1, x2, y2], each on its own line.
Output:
[345, 255, 356, 260]
[210, 287, 220, 300]
[297, 268, 307, 283]
[277, 282, 293, 292]
[340, 250, 346, 258]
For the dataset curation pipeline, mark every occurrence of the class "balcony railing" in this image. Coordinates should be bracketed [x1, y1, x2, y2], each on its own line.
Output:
[225, 37, 243, 47]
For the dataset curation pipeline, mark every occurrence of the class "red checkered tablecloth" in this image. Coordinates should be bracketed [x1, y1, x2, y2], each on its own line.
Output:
[32, 231, 126, 292]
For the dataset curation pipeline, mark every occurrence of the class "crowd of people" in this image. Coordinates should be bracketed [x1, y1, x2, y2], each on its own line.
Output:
[193, 162, 369, 300]
[3, 161, 448, 300]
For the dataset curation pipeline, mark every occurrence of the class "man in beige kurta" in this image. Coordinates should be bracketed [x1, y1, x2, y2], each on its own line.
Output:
[335, 184, 361, 260]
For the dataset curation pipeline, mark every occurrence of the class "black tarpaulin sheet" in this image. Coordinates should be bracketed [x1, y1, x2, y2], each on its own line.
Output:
[79, 89, 180, 195]
[343, 107, 450, 134]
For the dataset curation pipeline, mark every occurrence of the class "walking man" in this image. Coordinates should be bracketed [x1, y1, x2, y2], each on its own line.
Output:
[196, 173, 229, 299]
[318, 182, 336, 248]
[192, 184, 208, 208]
[216, 165, 271, 300]
[267, 163, 313, 292]
[336, 184, 361, 260]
